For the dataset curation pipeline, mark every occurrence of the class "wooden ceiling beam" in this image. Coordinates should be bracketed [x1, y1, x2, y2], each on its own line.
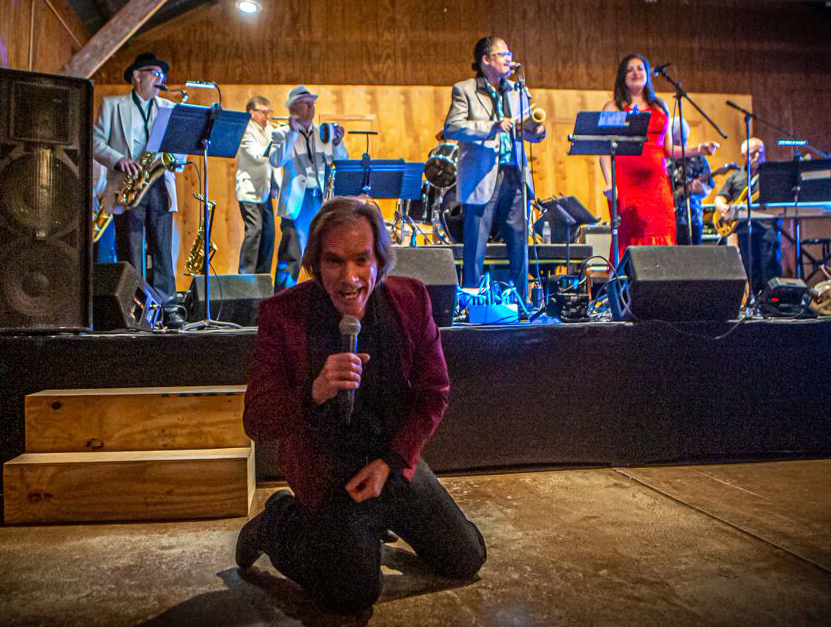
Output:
[61, 0, 168, 79]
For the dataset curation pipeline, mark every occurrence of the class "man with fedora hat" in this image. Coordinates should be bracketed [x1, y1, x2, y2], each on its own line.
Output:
[93, 52, 185, 328]
[268, 86, 348, 292]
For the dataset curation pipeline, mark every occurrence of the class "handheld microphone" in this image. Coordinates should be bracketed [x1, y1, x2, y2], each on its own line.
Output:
[510, 61, 522, 72]
[652, 62, 672, 76]
[157, 84, 168, 91]
[338, 315, 361, 426]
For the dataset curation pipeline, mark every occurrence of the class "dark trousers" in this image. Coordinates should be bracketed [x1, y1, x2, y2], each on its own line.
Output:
[462, 166, 528, 301]
[113, 179, 175, 308]
[259, 460, 486, 613]
[737, 221, 781, 295]
[238, 200, 275, 274]
[274, 189, 320, 292]
[675, 219, 703, 246]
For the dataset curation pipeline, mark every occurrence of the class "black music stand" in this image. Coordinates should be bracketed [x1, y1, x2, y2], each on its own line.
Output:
[568, 111, 650, 269]
[537, 196, 598, 275]
[759, 158, 831, 280]
[148, 103, 249, 330]
[331, 160, 426, 244]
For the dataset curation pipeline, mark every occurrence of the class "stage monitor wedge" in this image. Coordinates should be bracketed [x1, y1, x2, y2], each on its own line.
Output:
[0, 69, 93, 333]
[187, 274, 273, 327]
[93, 263, 163, 332]
[389, 247, 457, 327]
[610, 245, 747, 322]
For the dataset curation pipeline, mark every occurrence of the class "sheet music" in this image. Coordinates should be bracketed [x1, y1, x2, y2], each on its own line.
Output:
[146, 107, 173, 153]
[598, 112, 627, 127]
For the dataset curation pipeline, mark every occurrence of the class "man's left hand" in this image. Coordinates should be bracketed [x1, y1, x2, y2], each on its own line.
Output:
[345, 459, 390, 503]
[333, 124, 345, 145]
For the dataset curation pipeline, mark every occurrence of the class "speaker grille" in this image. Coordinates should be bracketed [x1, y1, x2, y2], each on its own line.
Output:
[10, 81, 73, 145]
[0, 69, 92, 332]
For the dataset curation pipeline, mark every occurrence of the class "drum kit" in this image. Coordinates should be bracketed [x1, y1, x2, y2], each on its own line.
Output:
[390, 137, 464, 245]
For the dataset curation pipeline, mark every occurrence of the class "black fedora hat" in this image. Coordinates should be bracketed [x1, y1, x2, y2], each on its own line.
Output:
[123, 52, 170, 84]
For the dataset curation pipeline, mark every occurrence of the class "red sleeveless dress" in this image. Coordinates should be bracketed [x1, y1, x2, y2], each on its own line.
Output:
[611, 105, 676, 262]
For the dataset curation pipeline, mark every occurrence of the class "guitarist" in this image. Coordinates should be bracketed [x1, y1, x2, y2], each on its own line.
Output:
[667, 118, 714, 245]
[714, 138, 781, 295]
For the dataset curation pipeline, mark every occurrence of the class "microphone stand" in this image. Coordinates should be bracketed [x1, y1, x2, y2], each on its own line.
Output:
[513, 66, 537, 309]
[654, 66, 728, 245]
[725, 100, 758, 310]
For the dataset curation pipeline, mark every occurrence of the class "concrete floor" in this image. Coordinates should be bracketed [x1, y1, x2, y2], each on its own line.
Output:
[2, 459, 830, 627]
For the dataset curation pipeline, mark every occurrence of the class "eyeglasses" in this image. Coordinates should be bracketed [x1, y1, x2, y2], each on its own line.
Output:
[253, 109, 273, 115]
[140, 69, 166, 80]
[489, 51, 513, 60]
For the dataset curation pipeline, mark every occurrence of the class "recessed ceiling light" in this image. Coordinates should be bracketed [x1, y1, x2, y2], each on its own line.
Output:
[236, 0, 261, 14]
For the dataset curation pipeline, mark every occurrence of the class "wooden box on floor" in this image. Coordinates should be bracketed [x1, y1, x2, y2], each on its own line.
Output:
[3, 386, 254, 525]
[24, 386, 248, 453]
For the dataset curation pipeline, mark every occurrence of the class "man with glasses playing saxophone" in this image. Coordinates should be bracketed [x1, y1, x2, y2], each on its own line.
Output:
[93, 52, 185, 328]
[444, 36, 546, 304]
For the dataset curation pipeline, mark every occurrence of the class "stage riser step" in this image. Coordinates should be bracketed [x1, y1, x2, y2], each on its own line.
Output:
[25, 386, 247, 453]
[2, 447, 254, 524]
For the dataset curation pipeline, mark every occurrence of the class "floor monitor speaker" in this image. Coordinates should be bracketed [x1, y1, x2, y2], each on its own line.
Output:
[93, 263, 163, 331]
[610, 245, 747, 321]
[187, 274, 273, 326]
[0, 69, 93, 332]
[389, 247, 457, 327]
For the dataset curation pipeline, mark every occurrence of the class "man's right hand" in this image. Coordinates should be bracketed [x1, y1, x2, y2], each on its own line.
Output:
[288, 116, 304, 133]
[311, 352, 370, 405]
[116, 158, 140, 178]
[493, 119, 514, 135]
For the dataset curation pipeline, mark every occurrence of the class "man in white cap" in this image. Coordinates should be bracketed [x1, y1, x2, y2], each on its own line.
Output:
[269, 86, 348, 291]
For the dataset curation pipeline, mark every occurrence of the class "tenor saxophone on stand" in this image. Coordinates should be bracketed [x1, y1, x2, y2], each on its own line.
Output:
[185, 193, 218, 275]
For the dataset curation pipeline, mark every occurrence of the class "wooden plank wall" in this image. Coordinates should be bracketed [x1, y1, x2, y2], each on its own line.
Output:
[0, 0, 88, 73]
[90, 0, 831, 165]
[93, 84, 753, 284]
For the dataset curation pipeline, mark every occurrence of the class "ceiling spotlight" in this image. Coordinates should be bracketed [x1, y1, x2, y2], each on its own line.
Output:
[236, 0, 261, 14]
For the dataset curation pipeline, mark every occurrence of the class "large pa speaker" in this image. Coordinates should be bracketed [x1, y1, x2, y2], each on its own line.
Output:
[0, 69, 93, 332]
[610, 246, 747, 321]
[187, 274, 273, 326]
[93, 262, 163, 331]
[389, 247, 457, 327]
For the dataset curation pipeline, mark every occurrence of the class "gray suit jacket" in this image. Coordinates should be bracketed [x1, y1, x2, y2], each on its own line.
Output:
[92, 92, 179, 214]
[443, 77, 543, 205]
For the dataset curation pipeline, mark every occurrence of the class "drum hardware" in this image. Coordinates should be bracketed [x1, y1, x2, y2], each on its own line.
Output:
[424, 142, 458, 188]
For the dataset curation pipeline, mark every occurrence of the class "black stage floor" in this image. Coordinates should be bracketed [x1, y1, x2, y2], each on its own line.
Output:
[2, 317, 831, 488]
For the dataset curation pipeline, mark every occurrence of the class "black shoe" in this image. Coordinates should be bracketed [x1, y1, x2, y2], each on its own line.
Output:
[235, 512, 264, 570]
[380, 529, 398, 544]
[165, 311, 186, 329]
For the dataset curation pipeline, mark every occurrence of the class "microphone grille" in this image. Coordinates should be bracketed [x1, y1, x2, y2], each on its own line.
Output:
[339, 315, 361, 336]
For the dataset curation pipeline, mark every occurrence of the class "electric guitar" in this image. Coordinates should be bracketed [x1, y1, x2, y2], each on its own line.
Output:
[673, 163, 739, 200]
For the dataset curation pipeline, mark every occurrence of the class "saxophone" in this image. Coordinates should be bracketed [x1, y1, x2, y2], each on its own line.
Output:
[185, 193, 218, 275]
[115, 152, 179, 210]
[92, 200, 112, 243]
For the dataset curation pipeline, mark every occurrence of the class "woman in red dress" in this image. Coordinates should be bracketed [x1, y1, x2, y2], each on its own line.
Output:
[600, 54, 718, 263]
